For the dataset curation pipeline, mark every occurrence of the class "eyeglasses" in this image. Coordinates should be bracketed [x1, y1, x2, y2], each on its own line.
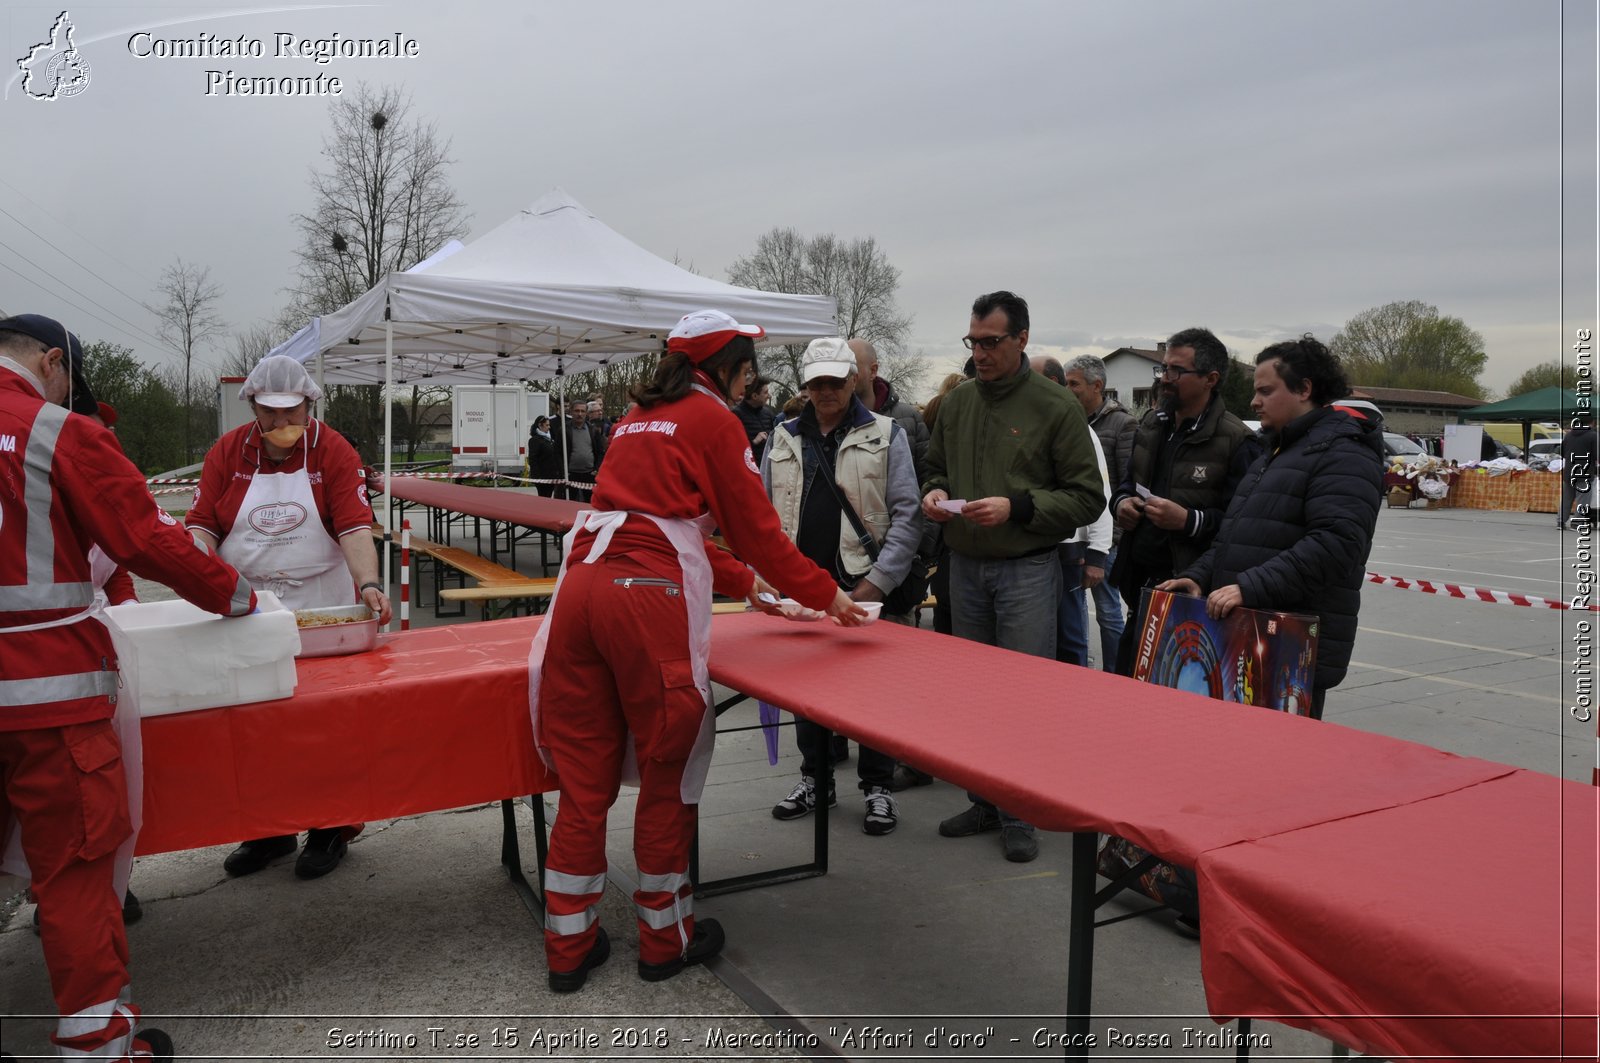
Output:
[1153, 363, 1202, 381]
[962, 333, 1015, 351]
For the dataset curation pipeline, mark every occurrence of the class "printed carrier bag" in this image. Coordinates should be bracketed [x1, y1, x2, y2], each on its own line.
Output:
[1097, 588, 1320, 919]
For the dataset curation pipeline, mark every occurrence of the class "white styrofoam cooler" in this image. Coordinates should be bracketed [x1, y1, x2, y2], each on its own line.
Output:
[102, 590, 300, 716]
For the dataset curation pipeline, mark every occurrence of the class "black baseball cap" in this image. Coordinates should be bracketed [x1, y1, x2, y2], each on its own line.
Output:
[0, 313, 98, 416]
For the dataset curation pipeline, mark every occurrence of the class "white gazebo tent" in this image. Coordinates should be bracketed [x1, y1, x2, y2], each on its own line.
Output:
[268, 188, 837, 587]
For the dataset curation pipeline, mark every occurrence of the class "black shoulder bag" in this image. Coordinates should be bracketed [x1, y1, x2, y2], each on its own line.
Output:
[805, 436, 929, 616]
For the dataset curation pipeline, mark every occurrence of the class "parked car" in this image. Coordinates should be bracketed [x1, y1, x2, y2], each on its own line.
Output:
[1382, 432, 1427, 462]
[1528, 438, 1564, 460]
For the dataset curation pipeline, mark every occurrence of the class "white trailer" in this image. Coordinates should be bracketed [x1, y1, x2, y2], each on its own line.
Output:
[218, 376, 252, 436]
[451, 385, 527, 472]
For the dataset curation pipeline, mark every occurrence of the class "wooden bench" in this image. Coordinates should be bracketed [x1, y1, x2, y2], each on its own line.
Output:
[440, 578, 560, 620]
[373, 525, 533, 618]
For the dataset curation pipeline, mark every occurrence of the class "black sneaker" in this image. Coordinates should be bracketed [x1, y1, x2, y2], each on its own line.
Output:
[770, 776, 836, 820]
[862, 786, 898, 836]
[548, 926, 611, 993]
[223, 835, 298, 877]
[888, 764, 934, 792]
[638, 918, 725, 981]
[937, 804, 1002, 837]
[294, 828, 349, 880]
[1173, 914, 1202, 940]
[133, 1026, 174, 1062]
[1002, 825, 1039, 863]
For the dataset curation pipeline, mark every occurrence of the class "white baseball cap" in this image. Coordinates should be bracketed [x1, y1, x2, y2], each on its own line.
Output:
[666, 309, 765, 363]
[240, 354, 324, 407]
[800, 337, 856, 384]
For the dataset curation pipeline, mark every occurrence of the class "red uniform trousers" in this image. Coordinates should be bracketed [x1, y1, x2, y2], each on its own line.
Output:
[538, 549, 705, 973]
[1, 720, 145, 1060]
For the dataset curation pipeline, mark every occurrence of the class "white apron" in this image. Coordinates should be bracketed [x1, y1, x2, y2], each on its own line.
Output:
[218, 463, 354, 610]
[527, 508, 718, 804]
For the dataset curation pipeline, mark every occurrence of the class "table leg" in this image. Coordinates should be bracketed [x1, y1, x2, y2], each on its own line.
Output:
[501, 797, 546, 921]
[1065, 830, 1096, 1057]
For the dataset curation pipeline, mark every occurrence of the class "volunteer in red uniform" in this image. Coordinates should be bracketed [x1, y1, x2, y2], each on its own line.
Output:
[1, 314, 257, 1063]
[530, 310, 866, 992]
[187, 355, 391, 880]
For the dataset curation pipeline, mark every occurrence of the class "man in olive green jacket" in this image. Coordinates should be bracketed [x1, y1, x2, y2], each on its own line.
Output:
[921, 290, 1105, 862]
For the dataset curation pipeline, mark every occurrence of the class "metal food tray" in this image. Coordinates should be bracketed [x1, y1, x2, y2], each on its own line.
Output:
[293, 604, 378, 658]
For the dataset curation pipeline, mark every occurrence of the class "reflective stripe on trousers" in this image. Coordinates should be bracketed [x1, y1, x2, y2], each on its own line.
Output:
[543, 865, 605, 938]
[55, 997, 137, 1060]
[635, 866, 692, 955]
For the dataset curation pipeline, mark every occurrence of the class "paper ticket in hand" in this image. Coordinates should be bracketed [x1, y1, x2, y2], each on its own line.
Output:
[936, 498, 968, 514]
[1134, 484, 1153, 500]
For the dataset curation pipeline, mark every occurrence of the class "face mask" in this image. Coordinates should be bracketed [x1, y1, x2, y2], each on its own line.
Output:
[263, 424, 306, 448]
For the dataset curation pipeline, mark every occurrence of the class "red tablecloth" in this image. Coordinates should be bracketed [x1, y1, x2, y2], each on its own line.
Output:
[137, 620, 547, 854]
[384, 476, 583, 532]
[135, 611, 1598, 1062]
[1199, 769, 1599, 1060]
[706, 612, 1513, 866]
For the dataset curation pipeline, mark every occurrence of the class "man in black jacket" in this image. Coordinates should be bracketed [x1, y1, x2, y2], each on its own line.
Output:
[555, 398, 607, 501]
[1159, 334, 1384, 720]
[1109, 328, 1258, 674]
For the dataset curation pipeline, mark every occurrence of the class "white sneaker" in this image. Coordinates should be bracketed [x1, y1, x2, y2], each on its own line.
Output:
[862, 786, 898, 836]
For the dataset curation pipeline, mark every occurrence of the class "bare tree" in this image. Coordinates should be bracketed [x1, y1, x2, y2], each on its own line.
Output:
[285, 83, 471, 456]
[727, 228, 913, 402]
[222, 321, 285, 378]
[149, 258, 226, 462]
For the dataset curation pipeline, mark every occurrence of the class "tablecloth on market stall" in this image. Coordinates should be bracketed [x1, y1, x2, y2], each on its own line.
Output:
[1445, 468, 1560, 512]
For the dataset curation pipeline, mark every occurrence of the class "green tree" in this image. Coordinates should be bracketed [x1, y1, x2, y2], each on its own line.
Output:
[80, 340, 186, 473]
[726, 228, 912, 404]
[1507, 359, 1578, 396]
[1220, 357, 1257, 421]
[1330, 300, 1488, 399]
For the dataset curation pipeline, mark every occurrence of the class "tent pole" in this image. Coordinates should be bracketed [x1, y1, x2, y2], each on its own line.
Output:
[558, 340, 569, 492]
[383, 317, 394, 628]
[489, 362, 499, 481]
[315, 350, 326, 419]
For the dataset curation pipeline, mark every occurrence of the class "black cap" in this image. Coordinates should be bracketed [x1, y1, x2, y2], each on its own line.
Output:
[0, 313, 97, 416]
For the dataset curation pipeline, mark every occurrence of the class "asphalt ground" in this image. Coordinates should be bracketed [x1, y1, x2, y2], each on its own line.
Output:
[1, 499, 1591, 1060]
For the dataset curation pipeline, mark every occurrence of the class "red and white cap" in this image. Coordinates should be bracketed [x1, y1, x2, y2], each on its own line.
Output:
[666, 309, 765, 363]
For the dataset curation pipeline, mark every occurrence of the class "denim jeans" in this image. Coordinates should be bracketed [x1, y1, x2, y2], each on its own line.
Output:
[1089, 545, 1125, 672]
[1058, 544, 1127, 671]
[1056, 543, 1090, 667]
[949, 549, 1061, 830]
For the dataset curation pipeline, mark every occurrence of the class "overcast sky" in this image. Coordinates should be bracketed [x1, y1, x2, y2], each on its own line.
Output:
[3, 0, 1594, 400]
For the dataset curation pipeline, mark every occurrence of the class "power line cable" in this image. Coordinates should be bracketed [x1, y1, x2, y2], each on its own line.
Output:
[0, 234, 167, 349]
[0, 258, 165, 352]
[0, 202, 156, 322]
[0, 174, 151, 281]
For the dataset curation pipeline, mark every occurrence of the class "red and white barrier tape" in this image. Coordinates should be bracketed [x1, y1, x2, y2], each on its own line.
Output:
[144, 477, 199, 485]
[1365, 571, 1599, 612]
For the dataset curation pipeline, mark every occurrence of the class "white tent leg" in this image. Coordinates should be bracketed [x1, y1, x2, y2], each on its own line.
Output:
[383, 318, 394, 630]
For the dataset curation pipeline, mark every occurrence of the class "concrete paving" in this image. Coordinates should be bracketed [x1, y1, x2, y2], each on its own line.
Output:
[1, 500, 1590, 1060]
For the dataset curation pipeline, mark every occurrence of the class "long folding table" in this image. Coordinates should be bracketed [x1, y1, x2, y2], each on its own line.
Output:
[1199, 768, 1598, 1061]
[133, 613, 1599, 1060]
[382, 476, 581, 570]
[137, 621, 555, 914]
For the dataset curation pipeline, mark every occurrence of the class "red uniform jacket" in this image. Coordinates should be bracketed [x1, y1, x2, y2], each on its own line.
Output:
[578, 377, 838, 609]
[0, 370, 256, 731]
